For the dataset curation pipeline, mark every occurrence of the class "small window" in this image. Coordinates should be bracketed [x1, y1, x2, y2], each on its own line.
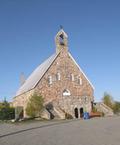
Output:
[78, 78, 82, 85]
[48, 76, 52, 85]
[71, 74, 74, 81]
[56, 72, 60, 81]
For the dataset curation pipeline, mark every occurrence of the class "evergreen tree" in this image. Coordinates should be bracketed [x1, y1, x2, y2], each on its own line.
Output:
[26, 93, 44, 118]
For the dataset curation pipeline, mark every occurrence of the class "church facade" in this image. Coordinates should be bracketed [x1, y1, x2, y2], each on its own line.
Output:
[13, 29, 94, 119]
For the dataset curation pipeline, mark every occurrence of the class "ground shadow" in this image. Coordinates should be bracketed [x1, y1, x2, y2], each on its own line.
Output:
[0, 119, 78, 139]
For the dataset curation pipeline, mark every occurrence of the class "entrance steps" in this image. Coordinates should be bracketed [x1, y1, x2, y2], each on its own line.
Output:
[53, 106, 65, 119]
[45, 101, 65, 119]
[94, 102, 114, 116]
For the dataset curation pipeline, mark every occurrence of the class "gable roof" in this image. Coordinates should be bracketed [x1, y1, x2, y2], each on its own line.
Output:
[16, 53, 59, 96]
[15, 52, 94, 97]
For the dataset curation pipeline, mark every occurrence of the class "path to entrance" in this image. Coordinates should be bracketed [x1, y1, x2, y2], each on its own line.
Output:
[0, 117, 120, 145]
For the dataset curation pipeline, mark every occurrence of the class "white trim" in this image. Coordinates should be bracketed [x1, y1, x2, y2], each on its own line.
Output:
[48, 76, 52, 85]
[79, 77, 82, 85]
[68, 52, 95, 90]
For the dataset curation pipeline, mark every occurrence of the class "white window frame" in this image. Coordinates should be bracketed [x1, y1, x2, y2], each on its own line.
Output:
[48, 76, 52, 85]
[56, 72, 61, 81]
[78, 77, 82, 85]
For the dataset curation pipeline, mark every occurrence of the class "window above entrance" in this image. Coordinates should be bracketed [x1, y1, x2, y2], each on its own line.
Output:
[63, 89, 71, 96]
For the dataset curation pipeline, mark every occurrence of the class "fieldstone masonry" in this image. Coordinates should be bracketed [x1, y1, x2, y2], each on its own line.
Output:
[13, 29, 94, 119]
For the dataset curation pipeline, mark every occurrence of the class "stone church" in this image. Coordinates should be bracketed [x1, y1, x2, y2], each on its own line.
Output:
[13, 29, 94, 119]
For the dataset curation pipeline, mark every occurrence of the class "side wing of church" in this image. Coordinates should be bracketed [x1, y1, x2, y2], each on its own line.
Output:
[13, 29, 94, 119]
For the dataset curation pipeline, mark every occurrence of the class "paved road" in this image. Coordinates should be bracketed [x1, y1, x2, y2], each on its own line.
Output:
[0, 117, 120, 145]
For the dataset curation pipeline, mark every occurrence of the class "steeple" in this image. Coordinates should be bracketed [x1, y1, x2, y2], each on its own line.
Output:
[55, 27, 68, 53]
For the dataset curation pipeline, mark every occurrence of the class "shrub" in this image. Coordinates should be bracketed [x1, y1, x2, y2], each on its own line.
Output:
[113, 101, 120, 114]
[26, 93, 44, 118]
[0, 100, 15, 120]
[102, 92, 113, 109]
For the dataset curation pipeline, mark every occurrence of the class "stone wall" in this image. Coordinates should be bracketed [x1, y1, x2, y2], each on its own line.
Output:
[13, 48, 94, 119]
[13, 89, 35, 117]
[35, 48, 94, 118]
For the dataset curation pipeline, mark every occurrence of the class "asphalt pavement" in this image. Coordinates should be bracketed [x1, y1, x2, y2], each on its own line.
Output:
[0, 117, 120, 145]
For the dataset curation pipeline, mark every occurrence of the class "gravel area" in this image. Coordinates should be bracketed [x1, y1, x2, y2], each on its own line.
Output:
[0, 117, 120, 145]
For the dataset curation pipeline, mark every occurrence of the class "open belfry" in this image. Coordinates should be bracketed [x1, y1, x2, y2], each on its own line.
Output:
[13, 28, 94, 119]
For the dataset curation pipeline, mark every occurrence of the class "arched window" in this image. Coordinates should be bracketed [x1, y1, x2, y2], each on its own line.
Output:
[48, 76, 52, 85]
[56, 72, 61, 81]
[63, 89, 71, 96]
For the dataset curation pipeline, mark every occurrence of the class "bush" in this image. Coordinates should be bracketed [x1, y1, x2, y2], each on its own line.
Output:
[26, 93, 44, 118]
[0, 101, 15, 120]
[113, 101, 120, 114]
[102, 92, 113, 109]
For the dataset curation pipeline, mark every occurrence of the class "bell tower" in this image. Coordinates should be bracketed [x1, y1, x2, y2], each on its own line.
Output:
[55, 28, 68, 53]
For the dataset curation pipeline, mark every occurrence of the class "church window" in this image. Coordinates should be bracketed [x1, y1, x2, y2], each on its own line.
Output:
[63, 89, 71, 96]
[56, 72, 61, 81]
[78, 77, 82, 85]
[48, 76, 52, 85]
[71, 74, 74, 81]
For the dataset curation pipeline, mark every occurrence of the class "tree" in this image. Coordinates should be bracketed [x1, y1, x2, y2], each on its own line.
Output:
[113, 101, 120, 114]
[2, 97, 9, 108]
[102, 92, 113, 109]
[0, 99, 15, 120]
[26, 93, 44, 118]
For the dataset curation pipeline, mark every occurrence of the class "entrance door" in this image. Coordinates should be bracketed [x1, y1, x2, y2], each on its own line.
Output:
[74, 108, 79, 118]
[80, 108, 84, 118]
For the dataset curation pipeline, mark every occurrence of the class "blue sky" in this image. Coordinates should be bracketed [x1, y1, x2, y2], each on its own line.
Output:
[0, 0, 120, 102]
